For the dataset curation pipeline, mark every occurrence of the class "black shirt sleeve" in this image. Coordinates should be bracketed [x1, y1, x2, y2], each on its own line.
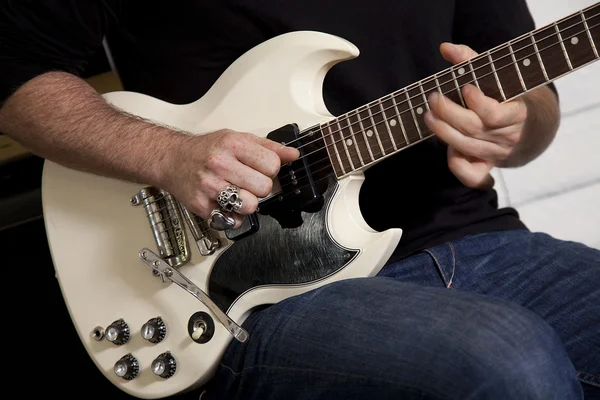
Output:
[452, 0, 558, 98]
[0, 0, 121, 105]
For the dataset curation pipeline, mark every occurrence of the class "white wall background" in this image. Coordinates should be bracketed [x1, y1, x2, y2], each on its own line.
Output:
[492, 0, 600, 249]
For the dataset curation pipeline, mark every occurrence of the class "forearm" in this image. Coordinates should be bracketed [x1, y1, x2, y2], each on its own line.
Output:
[0, 71, 184, 187]
[497, 86, 560, 168]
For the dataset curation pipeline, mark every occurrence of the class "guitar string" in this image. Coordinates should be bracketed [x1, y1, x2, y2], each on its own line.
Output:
[284, 13, 600, 155]
[270, 37, 596, 198]
[287, 19, 600, 169]
[146, 13, 599, 236]
[284, 8, 600, 149]
[300, 48, 587, 174]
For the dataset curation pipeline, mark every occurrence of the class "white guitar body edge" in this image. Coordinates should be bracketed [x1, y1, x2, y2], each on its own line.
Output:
[42, 31, 402, 399]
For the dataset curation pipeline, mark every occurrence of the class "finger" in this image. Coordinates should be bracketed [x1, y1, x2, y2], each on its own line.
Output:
[222, 160, 273, 198]
[440, 42, 478, 64]
[462, 84, 527, 128]
[428, 91, 484, 138]
[234, 140, 283, 178]
[425, 110, 510, 161]
[254, 136, 300, 164]
[447, 146, 495, 189]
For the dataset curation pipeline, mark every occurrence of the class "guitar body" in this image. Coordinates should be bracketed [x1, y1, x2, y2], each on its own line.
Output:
[42, 31, 402, 399]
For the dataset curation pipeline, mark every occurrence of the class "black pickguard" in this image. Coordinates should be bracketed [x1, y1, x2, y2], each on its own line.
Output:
[208, 177, 358, 312]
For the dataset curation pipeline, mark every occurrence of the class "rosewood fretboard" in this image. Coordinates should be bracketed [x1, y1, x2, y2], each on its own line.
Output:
[319, 3, 600, 178]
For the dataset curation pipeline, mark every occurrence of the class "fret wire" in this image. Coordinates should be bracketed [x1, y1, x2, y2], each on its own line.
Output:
[450, 68, 466, 107]
[487, 52, 507, 100]
[582, 11, 599, 58]
[336, 120, 355, 171]
[509, 43, 527, 91]
[366, 107, 386, 155]
[434, 74, 444, 93]
[378, 99, 398, 151]
[356, 110, 376, 161]
[312, 18, 600, 153]
[326, 125, 346, 175]
[404, 89, 423, 139]
[418, 83, 430, 111]
[530, 32, 549, 80]
[346, 114, 365, 166]
[555, 22, 574, 70]
[322, 10, 599, 130]
[468, 60, 480, 89]
[391, 95, 410, 145]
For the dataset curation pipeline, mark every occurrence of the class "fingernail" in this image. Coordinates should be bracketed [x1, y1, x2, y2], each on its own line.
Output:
[429, 92, 439, 106]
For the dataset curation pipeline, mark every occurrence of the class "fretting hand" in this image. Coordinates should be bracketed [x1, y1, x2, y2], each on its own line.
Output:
[424, 43, 528, 189]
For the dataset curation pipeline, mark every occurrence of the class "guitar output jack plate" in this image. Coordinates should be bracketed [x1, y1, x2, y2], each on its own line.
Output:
[187, 312, 215, 344]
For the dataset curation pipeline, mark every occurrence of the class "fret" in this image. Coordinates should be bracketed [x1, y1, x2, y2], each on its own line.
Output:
[322, 124, 346, 177]
[355, 107, 383, 159]
[487, 52, 506, 100]
[471, 54, 505, 102]
[366, 105, 388, 155]
[467, 60, 480, 89]
[336, 118, 362, 169]
[396, 90, 421, 143]
[418, 82, 430, 111]
[534, 25, 570, 80]
[336, 121, 355, 171]
[582, 10, 599, 58]
[531, 33, 549, 81]
[390, 94, 410, 145]
[421, 78, 440, 115]
[437, 71, 465, 108]
[342, 114, 369, 166]
[558, 13, 597, 70]
[381, 96, 408, 148]
[450, 68, 466, 107]
[455, 62, 476, 98]
[554, 23, 573, 70]
[511, 35, 547, 90]
[509, 43, 527, 91]
[349, 110, 375, 162]
[406, 86, 426, 139]
[584, 7, 600, 60]
[490, 45, 523, 99]
[377, 99, 398, 150]
[369, 100, 396, 153]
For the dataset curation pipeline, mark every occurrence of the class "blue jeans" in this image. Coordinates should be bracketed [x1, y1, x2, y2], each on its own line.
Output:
[203, 230, 600, 399]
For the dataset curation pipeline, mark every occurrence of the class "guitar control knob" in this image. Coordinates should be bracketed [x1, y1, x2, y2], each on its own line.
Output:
[141, 317, 166, 343]
[114, 353, 139, 380]
[151, 351, 177, 379]
[105, 318, 130, 345]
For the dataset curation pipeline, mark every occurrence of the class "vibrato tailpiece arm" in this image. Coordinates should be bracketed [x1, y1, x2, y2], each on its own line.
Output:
[138, 248, 249, 343]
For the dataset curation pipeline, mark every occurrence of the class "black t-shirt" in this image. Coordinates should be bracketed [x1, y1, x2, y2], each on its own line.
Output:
[1, 0, 553, 262]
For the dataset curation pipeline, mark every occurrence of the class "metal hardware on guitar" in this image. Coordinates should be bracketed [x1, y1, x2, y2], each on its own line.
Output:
[179, 202, 221, 255]
[130, 187, 191, 268]
[138, 248, 249, 343]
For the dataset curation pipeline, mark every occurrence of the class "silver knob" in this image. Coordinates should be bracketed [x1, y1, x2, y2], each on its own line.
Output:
[141, 317, 166, 343]
[114, 353, 139, 380]
[151, 351, 177, 379]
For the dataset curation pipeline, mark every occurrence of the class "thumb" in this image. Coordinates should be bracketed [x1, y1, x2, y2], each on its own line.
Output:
[440, 42, 479, 64]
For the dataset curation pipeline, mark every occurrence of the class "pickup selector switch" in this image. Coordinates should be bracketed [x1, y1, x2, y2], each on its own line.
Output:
[114, 353, 139, 380]
[151, 351, 177, 379]
[106, 318, 130, 345]
[141, 317, 166, 343]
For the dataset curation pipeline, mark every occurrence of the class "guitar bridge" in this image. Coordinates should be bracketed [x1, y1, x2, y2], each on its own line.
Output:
[130, 187, 191, 268]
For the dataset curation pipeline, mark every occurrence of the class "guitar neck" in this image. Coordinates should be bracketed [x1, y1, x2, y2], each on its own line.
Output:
[320, 2, 600, 179]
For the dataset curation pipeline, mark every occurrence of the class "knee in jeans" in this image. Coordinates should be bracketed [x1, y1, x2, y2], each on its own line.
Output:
[458, 299, 582, 399]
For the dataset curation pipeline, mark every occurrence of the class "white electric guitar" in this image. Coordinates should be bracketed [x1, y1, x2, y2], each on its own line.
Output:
[42, 4, 599, 399]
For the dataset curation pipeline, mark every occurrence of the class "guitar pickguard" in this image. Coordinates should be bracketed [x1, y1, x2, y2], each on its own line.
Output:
[208, 177, 358, 312]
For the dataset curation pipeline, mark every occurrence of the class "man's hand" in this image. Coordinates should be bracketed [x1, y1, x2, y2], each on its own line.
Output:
[424, 43, 528, 189]
[159, 129, 300, 227]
